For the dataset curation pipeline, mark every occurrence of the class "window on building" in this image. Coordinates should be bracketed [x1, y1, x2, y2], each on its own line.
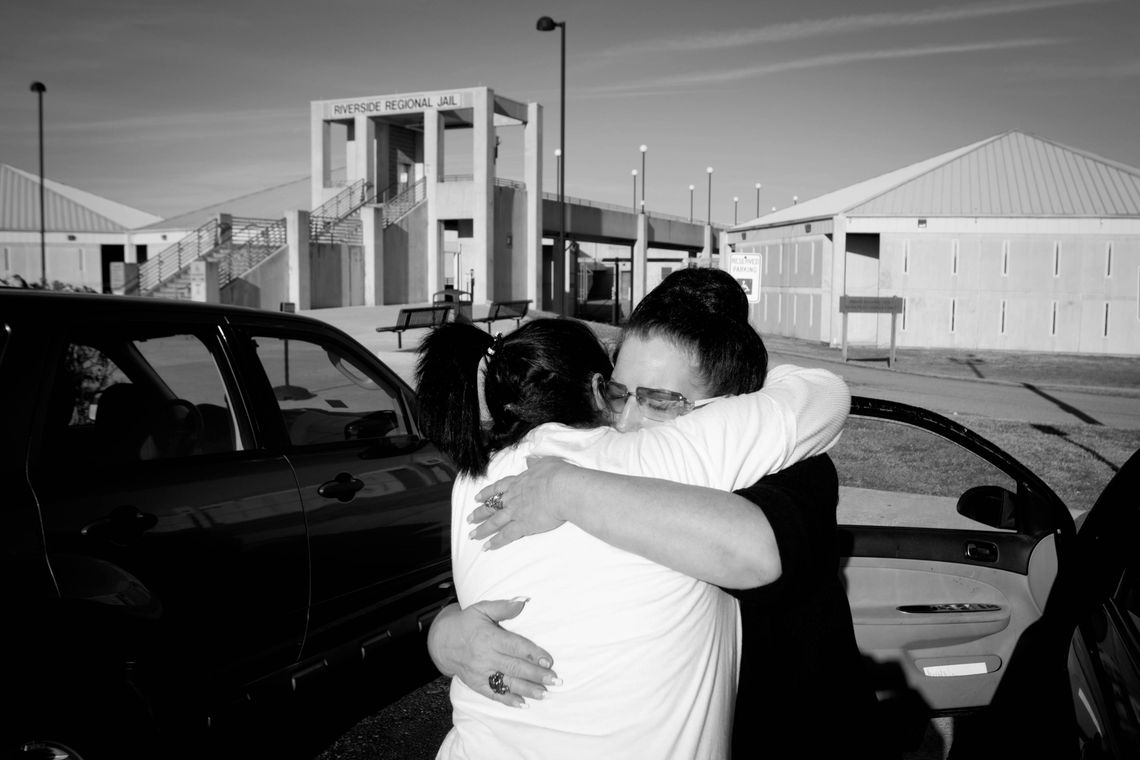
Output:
[1106, 242, 1113, 277]
[1002, 241, 1010, 276]
[1051, 302, 1058, 336]
[811, 241, 817, 275]
[1104, 303, 1110, 337]
[1000, 300, 1007, 335]
[778, 245, 783, 274]
[952, 239, 959, 275]
[903, 240, 910, 274]
[1053, 242, 1061, 277]
[950, 299, 957, 333]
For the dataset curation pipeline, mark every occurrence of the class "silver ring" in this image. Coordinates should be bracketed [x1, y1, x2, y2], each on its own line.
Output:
[483, 492, 505, 511]
[489, 670, 510, 695]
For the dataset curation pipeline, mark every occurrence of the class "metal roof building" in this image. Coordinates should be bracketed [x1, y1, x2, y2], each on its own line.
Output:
[727, 131, 1140, 355]
[1, 164, 162, 290]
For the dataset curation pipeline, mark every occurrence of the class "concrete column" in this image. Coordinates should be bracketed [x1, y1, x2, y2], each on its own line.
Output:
[310, 102, 329, 208]
[354, 115, 376, 191]
[425, 108, 444, 298]
[286, 210, 312, 310]
[827, 215, 847, 347]
[525, 102, 543, 306]
[472, 88, 495, 303]
[189, 259, 219, 303]
[702, 225, 715, 259]
[361, 206, 384, 306]
[631, 212, 649, 306]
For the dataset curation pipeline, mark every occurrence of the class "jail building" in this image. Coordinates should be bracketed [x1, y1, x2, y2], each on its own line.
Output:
[728, 130, 1140, 355]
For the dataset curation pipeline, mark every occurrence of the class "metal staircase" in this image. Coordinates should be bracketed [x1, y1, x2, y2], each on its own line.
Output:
[139, 177, 428, 301]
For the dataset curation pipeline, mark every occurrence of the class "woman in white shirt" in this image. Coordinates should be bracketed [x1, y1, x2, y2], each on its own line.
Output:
[416, 316, 848, 759]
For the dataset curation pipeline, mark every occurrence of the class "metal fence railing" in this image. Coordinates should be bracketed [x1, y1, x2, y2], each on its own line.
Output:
[217, 218, 288, 288]
[138, 219, 221, 292]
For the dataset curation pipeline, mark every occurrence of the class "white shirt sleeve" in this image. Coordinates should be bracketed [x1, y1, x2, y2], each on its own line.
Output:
[527, 363, 849, 491]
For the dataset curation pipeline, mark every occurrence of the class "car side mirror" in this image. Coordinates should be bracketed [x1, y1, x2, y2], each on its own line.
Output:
[345, 410, 398, 440]
[957, 485, 1018, 531]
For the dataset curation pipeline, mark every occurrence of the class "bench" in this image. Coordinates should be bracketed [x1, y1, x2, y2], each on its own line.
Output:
[471, 300, 532, 332]
[375, 305, 454, 348]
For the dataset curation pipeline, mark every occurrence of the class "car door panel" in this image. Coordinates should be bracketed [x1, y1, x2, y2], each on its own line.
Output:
[231, 321, 455, 666]
[28, 320, 309, 697]
[836, 399, 1073, 718]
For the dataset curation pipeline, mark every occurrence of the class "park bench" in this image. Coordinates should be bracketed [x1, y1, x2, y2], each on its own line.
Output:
[375, 304, 454, 348]
[471, 299, 532, 332]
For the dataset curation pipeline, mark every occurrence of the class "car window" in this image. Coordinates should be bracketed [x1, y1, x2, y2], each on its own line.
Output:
[42, 330, 241, 464]
[832, 416, 1019, 531]
[250, 334, 410, 447]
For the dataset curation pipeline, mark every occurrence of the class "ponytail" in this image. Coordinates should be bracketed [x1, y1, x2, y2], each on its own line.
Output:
[417, 318, 613, 478]
[415, 322, 494, 475]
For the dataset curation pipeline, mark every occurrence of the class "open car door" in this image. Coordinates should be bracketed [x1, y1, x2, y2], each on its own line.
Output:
[831, 398, 1077, 748]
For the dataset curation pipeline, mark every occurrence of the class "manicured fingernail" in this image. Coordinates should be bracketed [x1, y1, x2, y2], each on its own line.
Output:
[514, 701, 529, 709]
[538, 657, 552, 668]
[511, 596, 531, 603]
[543, 675, 562, 686]
[468, 529, 476, 539]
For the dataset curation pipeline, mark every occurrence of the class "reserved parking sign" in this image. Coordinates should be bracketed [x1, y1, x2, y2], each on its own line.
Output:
[728, 253, 761, 303]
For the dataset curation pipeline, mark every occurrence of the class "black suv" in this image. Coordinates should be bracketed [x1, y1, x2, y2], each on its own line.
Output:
[1, 290, 456, 759]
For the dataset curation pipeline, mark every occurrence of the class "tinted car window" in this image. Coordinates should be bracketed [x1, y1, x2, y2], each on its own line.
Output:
[251, 335, 410, 447]
[832, 416, 1019, 531]
[42, 329, 240, 463]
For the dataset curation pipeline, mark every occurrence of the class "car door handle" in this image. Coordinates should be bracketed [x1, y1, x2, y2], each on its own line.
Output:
[81, 505, 158, 546]
[318, 472, 365, 503]
[964, 540, 998, 563]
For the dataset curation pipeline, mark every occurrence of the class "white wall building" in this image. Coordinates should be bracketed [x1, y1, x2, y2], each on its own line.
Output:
[727, 130, 1140, 356]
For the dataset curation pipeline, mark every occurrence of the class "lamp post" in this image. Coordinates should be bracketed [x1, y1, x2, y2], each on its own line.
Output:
[639, 144, 647, 213]
[793, 195, 799, 205]
[706, 167, 714, 225]
[537, 16, 567, 314]
[689, 185, 695, 223]
[30, 81, 46, 286]
[733, 196, 739, 225]
[631, 169, 638, 214]
[755, 182, 762, 217]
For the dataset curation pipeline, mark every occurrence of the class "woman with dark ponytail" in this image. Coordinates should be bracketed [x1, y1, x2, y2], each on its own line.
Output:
[416, 315, 849, 760]
[415, 319, 612, 477]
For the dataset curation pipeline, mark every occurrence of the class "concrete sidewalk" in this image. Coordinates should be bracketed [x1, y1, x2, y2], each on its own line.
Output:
[303, 304, 1140, 395]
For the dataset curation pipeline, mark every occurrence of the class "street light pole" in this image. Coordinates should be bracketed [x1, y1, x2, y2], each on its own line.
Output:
[30, 81, 46, 286]
[537, 17, 567, 314]
[755, 182, 762, 217]
[733, 196, 739, 225]
[689, 185, 695, 223]
[706, 167, 714, 225]
[631, 169, 637, 214]
[639, 144, 647, 214]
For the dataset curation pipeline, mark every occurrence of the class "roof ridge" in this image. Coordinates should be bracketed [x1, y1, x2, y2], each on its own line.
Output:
[1018, 131, 1140, 178]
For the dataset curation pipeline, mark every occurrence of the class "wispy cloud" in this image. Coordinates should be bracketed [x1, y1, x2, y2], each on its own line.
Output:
[592, 0, 1103, 58]
[583, 38, 1066, 96]
[1003, 58, 1140, 80]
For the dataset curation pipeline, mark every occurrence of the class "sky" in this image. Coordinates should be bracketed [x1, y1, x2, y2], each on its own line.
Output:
[2, 0, 1138, 225]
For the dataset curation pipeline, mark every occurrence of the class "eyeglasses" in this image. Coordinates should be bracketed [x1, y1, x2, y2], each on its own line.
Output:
[601, 378, 702, 421]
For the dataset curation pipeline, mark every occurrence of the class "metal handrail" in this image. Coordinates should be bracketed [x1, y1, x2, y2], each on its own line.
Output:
[311, 179, 370, 221]
[381, 178, 426, 228]
[217, 218, 288, 288]
[139, 219, 220, 291]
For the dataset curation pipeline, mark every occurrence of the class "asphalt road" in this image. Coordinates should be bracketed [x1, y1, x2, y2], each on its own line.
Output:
[809, 355, 1140, 430]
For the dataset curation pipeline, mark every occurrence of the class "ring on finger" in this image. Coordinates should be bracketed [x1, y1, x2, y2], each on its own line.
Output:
[489, 670, 510, 695]
[483, 492, 505, 511]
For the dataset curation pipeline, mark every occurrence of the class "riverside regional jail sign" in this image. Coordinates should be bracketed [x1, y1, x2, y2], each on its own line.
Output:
[323, 92, 473, 119]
